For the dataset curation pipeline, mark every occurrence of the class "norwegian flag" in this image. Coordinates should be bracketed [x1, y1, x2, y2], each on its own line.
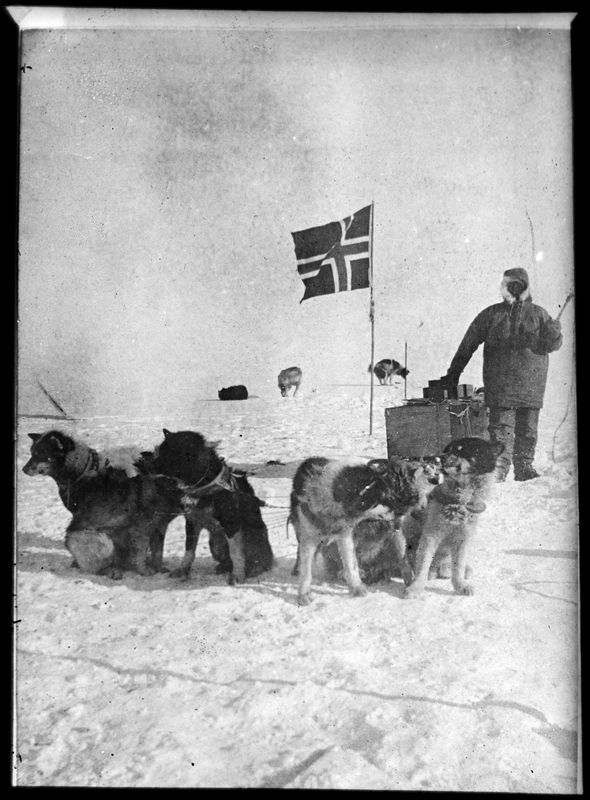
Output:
[291, 205, 372, 303]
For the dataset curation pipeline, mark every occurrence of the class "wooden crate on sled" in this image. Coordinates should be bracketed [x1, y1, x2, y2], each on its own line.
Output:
[385, 400, 489, 460]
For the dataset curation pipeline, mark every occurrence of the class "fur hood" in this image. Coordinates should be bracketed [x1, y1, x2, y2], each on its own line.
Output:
[501, 267, 530, 305]
[500, 278, 531, 305]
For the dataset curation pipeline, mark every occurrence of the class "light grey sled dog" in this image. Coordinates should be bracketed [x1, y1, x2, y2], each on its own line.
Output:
[403, 437, 504, 598]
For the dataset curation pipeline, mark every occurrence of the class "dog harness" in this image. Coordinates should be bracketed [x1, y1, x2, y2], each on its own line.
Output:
[178, 459, 245, 499]
[62, 448, 101, 508]
[429, 483, 487, 516]
[82, 449, 101, 477]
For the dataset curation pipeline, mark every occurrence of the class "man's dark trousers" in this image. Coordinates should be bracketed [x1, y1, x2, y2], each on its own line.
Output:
[488, 406, 540, 479]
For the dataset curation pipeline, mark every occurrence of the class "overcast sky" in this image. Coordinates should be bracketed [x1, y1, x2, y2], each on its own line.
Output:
[16, 10, 575, 415]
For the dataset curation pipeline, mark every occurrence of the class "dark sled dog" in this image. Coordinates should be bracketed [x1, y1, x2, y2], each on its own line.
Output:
[319, 464, 435, 585]
[144, 429, 274, 583]
[22, 430, 182, 578]
[403, 437, 504, 598]
[289, 456, 424, 605]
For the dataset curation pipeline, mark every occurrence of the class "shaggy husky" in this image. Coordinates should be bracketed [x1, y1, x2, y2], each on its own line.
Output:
[320, 465, 435, 585]
[22, 430, 182, 578]
[145, 429, 274, 583]
[403, 437, 504, 597]
[290, 456, 424, 605]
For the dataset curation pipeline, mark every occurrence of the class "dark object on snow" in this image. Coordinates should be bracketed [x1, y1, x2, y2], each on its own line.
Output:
[218, 385, 248, 401]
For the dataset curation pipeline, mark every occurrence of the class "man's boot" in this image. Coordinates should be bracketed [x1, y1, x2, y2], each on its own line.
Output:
[514, 464, 540, 482]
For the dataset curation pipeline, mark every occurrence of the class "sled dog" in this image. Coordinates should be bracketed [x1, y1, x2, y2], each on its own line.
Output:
[23, 430, 181, 578]
[144, 429, 274, 583]
[290, 456, 423, 605]
[403, 437, 504, 597]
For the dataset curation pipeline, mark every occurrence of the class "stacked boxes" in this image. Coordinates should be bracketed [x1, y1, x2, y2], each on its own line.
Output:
[385, 392, 489, 459]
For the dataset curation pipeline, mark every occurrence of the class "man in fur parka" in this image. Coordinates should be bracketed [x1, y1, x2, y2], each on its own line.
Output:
[441, 267, 563, 482]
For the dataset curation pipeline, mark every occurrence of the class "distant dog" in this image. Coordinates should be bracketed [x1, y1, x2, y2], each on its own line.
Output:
[290, 456, 424, 605]
[320, 465, 435, 585]
[403, 437, 504, 597]
[146, 429, 274, 583]
[370, 358, 410, 385]
[278, 366, 302, 397]
[218, 385, 248, 401]
[22, 430, 181, 578]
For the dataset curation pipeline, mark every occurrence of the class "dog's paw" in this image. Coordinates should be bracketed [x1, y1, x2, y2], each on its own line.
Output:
[298, 592, 313, 606]
[169, 567, 191, 580]
[401, 566, 415, 586]
[403, 584, 424, 599]
[228, 571, 246, 586]
[148, 559, 168, 573]
[104, 567, 124, 580]
[458, 583, 475, 596]
[137, 565, 156, 577]
[349, 584, 368, 598]
[245, 563, 266, 579]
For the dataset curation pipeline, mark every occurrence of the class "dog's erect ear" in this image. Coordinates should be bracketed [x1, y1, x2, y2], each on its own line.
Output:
[46, 433, 75, 452]
[163, 429, 171, 438]
[48, 433, 66, 451]
[28, 433, 42, 442]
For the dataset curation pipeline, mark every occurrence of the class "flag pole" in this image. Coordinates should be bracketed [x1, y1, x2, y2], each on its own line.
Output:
[369, 201, 375, 435]
[404, 341, 408, 399]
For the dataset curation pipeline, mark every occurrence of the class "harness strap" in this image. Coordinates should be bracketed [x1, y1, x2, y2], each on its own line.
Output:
[180, 460, 243, 498]
[430, 483, 486, 514]
[63, 448, 100, 508]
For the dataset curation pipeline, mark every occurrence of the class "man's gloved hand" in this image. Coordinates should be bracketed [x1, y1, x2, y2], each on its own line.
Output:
[545, 318, 562, 338]
[531, 318, 562, 355]
[439, 372, 460, 392]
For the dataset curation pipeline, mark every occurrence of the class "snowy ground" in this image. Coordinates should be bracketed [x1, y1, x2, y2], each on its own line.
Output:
[14, 386, 580, 790]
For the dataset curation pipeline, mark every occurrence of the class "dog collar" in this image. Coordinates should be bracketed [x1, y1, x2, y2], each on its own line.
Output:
[180, 460, 242, 498]
[430, 484, 486, 514]
[72, 448, 100, 481]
